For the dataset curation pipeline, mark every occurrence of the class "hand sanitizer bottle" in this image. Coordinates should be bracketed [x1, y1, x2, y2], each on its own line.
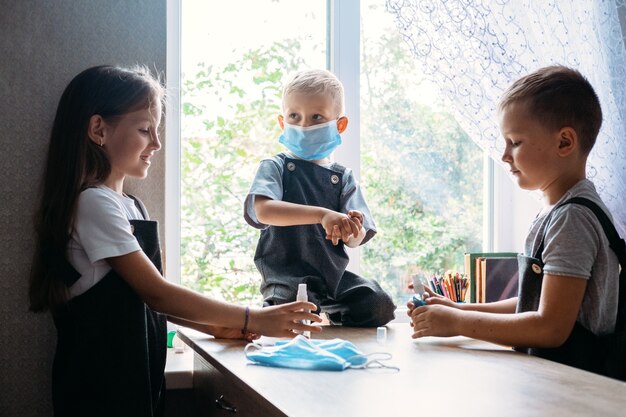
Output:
[411, 292, 426, 307]
[410, 274, 427, 307]
[296, 283, 311, 338]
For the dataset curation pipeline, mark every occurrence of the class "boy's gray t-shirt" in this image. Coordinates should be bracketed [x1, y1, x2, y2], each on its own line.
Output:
[244, 152, 377, 245]
[524, 179, 619, 335]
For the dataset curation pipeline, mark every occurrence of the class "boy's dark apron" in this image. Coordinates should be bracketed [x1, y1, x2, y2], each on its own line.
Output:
[254, 157, 395, 327]
[515, 197, 626, 380]
[515, 254, 603, 372]
[51, 200, 167, 417]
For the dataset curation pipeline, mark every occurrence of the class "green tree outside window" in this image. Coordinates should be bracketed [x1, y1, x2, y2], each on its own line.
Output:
[181, 31, 482, 306]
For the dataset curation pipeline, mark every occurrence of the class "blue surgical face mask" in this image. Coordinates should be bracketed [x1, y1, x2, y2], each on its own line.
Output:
[278, 120, 342, 161]
[275, 337, 368, 366]
[244, 335, 398, 372]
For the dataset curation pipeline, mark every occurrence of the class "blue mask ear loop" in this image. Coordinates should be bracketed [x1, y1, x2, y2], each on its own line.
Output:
[346, 352, 400, 372]
[244, 341, 264, 356]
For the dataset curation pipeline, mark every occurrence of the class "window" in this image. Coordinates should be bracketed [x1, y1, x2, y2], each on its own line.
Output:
[178, 0, 326, 303]
[357, 0, 483, 303]
[168, 0, 536, 308]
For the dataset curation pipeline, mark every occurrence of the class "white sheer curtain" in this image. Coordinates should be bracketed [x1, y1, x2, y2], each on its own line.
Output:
[386, 0, 626, 236]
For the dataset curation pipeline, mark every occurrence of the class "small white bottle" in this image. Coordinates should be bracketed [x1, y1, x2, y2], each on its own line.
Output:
[296, 283, 311, 338]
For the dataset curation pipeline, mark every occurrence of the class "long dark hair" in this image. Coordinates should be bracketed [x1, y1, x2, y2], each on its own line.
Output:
[29, 65, 164, 312]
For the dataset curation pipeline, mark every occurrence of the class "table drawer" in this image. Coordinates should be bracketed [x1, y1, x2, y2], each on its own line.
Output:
[193, 354, 283, 417]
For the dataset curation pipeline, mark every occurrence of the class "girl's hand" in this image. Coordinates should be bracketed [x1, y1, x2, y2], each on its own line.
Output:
[206, 325, 260, 342]
[409, 304, 462, 338]
[247, 301, 323, 338]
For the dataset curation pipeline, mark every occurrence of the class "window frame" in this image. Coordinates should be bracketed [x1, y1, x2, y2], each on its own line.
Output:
[165, 0, 182, 283]
[165, 0, 538, 285]
[328, 0, 363, 274]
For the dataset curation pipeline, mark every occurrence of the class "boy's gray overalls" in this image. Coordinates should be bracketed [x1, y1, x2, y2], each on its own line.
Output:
[515, 197, 626, 380]
[253, 156, 395, 327]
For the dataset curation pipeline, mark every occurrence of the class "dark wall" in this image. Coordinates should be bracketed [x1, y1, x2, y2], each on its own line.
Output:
[0, 1, 166, 415]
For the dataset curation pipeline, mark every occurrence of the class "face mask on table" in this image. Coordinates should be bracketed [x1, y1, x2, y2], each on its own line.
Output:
[244, 335, 398, 371]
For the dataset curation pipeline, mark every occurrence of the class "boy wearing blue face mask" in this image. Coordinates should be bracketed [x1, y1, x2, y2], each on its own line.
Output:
[244, 69, 396, 327]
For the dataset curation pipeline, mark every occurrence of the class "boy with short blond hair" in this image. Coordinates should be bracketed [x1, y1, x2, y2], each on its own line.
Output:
[408, 65, 621, 375]
[244, 69, 395, 327]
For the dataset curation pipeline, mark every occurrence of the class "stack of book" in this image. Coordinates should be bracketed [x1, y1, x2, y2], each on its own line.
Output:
[464, 252, 519, 303]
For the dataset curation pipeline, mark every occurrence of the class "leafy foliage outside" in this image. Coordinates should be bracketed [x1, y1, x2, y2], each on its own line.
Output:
[359, 25, 483, 302]
[181, 30, 482, 306]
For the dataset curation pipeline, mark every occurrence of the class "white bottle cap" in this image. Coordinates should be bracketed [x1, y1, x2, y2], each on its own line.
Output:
[297, 283, 308, 302]
[296, 283, 310, 338]
[377, 326, 387, 344]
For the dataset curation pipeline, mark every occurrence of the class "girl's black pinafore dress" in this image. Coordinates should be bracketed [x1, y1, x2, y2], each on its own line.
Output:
[51, 196, 167, 417]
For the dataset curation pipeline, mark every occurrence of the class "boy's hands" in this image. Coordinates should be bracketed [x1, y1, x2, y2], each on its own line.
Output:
[321, 211, 361, 245]
[348, 210, 364, 229]
[254, 198, 365, 246]
[407, 286, 459, 309]
[408, 304, 462, 338]
[406, 285, 463, 338]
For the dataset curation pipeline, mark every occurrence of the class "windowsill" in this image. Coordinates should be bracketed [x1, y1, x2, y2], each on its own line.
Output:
[164, 344, 193, 390]
[390, 307, 410, 323]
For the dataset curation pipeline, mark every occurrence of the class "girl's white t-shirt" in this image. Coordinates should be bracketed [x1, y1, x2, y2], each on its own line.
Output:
[67, 186, 144, 298]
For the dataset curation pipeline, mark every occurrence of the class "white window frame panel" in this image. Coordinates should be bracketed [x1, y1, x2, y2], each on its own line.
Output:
[328, 0, 362, 274]
[165, 0, 181, 283]
[484, 155, 496, 251]
[492, 160, 542, 251]
[165, 0, 537, 286]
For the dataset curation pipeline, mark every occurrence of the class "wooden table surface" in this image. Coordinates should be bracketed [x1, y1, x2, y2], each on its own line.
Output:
[179, 323, 626, 417]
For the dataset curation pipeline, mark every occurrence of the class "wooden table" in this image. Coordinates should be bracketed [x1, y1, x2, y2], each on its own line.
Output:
[178, 324, 626, 417]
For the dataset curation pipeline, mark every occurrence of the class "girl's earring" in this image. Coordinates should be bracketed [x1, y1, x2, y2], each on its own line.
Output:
[99, 139, 103, 147]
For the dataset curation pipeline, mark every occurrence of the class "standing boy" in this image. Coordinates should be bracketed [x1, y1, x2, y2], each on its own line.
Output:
[244, 69, 395, 327]
[409, 65, 621, 374]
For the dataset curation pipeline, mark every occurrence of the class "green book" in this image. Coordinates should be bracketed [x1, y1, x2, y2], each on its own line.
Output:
[464, 252, 518, 303]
